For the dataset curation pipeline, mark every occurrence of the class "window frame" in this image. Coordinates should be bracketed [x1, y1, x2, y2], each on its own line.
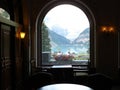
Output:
[36, 0, 96, 69]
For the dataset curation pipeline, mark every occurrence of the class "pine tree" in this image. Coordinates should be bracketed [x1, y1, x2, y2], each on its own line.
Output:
[41, 23, 51, 52]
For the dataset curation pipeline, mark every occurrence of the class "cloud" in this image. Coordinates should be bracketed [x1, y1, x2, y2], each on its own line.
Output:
[44, 4, 89, 41]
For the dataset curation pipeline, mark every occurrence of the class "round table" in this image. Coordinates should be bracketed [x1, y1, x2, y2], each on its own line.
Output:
[38, 83, 93, 90]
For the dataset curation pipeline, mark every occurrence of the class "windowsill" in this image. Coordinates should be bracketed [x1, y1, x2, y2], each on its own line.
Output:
[52, 65, 72, 68]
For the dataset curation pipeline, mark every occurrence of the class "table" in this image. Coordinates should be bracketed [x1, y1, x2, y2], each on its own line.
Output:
[38, 83, 93, 90]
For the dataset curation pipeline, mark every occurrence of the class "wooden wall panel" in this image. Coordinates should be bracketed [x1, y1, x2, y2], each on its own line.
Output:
[0, 24, 12, 90]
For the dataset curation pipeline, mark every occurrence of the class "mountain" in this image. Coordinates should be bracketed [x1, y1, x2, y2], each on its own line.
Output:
[48, 27, 89, 53]
[48, 30, 70, 45]
[72, 28, 90, 48]
[51, 24, 68, 37]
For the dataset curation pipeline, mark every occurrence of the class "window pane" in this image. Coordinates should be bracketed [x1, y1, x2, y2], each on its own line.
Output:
[42, 4, 90, 66]
[0, 8, 10, 19]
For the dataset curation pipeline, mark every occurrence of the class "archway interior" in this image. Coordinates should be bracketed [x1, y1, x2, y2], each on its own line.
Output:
[41, 4, 90, 66]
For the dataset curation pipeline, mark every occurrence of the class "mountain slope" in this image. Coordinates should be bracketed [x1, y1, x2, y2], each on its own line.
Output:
[48, 30, 70, 45]
[73, 28, 90, 48]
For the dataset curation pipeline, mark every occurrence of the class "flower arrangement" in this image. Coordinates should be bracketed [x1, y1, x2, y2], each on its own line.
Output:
[53, 51, 74, 61]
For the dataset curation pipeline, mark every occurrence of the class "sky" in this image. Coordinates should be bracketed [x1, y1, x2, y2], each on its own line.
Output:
[43, 4, 89, 41]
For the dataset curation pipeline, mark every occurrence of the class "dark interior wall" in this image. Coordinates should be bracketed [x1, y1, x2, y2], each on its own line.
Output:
[0, 1, 120, 89]
[93, 0, 119, 80]
[0, 0, 28, 89]
[27, 0, 120, 80]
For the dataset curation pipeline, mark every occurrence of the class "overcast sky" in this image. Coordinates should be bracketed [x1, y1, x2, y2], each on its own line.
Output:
[43, 4, 89, 41]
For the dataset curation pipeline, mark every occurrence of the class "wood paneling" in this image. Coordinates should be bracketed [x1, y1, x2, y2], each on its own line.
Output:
[0, 23, 12, 90]
[0, 18, 23, 90]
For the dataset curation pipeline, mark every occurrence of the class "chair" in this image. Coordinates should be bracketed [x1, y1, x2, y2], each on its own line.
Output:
[86, 73, 113, 90]
[24, 72, 54, 90]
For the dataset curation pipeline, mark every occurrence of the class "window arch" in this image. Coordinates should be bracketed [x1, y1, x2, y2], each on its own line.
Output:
[0, 8, 10, 19]
[36, 0, 96, 69]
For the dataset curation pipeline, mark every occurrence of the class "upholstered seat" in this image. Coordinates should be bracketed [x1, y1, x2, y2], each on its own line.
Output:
[24, 72, 54, 90]
[86, 73, 113, 90]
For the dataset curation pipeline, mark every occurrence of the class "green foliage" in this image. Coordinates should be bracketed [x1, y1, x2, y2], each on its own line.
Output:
[41, 23, 51, 52]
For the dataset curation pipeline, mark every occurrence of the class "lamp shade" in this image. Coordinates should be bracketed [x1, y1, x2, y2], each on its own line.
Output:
[20, 32, 25, 39]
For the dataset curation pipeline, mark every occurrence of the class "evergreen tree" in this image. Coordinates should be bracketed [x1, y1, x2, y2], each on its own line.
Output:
[41, 23, 51, 52]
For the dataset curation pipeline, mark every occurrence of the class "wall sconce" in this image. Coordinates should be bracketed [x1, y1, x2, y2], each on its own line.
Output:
[20, 32, 26, 39]
[101, 26, 115, 33]
[16, 25, 26, 39]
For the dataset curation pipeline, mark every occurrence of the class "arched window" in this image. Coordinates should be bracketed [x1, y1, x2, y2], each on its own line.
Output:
[0, 8, 10, 19]
[36, 1, 96, 69]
